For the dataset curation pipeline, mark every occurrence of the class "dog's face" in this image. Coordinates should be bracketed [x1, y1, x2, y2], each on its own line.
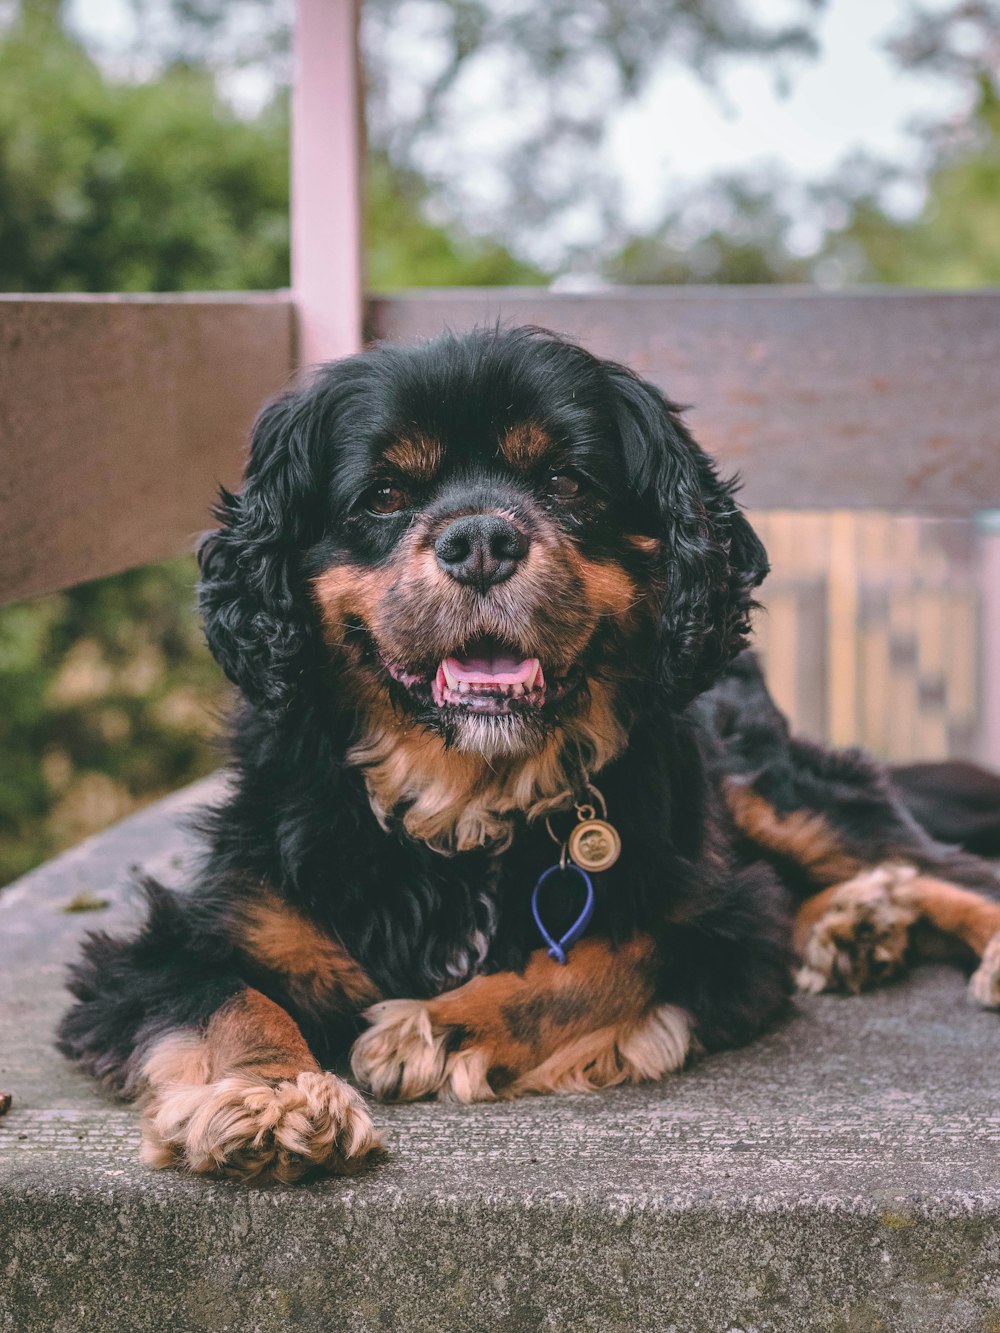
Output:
[305, 343, 659, 759]
[199, 327, 768, 768]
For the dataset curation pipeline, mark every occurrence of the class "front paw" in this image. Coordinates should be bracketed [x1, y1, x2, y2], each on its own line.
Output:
[141, 1069, 381, 1183]
[796, 864, 920, 996]
[350, 1000, 495, 1103]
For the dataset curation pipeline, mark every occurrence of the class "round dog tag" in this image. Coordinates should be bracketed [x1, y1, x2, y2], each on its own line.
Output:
[567, 818, 621, 872]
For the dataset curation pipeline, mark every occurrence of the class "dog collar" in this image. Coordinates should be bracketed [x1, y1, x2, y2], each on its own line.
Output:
[532, 783, 621, 964]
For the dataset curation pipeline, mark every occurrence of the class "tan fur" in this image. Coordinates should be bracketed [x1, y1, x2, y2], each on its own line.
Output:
[241, 895, 380, 1011]
[141, 1068, 380, 1182]
[347, 676, 629, 852]
[625, 533, 662, 556]
[311, 563, 395, 652]
[513, 1005, 690, 1095]
[350, 996, 688, 1103]
[794, 864, 920, 995]
[383, 432, 444, 481]
[896, 876, 1000, 954]
[725, 782, 864, 886]
[500, 422, 551, 469]
[138, 990, 380, 1182]
[141, 1030, 211, 1091]
[573, 553, 640, 620]
[795, 866, 1000, 1003]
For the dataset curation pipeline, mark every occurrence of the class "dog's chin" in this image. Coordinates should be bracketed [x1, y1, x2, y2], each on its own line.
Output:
[426, 706, 553, 759]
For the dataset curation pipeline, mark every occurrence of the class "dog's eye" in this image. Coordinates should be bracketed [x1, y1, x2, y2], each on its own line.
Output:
[545, 472, 583, 500]
[365, 484, 412, 515]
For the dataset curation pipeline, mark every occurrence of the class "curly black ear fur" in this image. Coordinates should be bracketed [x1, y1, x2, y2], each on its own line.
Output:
[197, 381, 332, 714]
[604, 362, 769, 704]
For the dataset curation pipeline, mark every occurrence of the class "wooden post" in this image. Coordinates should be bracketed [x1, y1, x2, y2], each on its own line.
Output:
[291, 0, 363, 366]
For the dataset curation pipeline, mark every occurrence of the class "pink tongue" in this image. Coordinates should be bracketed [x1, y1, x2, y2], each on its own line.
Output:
[446, 653, 537, 686]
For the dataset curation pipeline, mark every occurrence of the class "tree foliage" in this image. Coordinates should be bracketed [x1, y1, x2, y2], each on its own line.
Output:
[607, 173, 812, 285]
[822, 2, 1000, 287]
[0, 9, 290, 290]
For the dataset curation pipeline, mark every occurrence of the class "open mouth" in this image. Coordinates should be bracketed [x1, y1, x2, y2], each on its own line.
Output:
[384, 635, 576, 716]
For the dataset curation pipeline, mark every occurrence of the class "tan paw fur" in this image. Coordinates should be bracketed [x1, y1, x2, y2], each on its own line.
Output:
[512, 1004, 690, 1096]
[141, 1068, 381, 1183]
[350, 1000, 492, 1103]
[350, 998, 691, 1103]
[968, 930, 1000, 1009]
[796, 864, 920, 996]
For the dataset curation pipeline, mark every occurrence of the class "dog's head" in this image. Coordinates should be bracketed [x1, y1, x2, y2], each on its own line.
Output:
[199, 326, 767, 769]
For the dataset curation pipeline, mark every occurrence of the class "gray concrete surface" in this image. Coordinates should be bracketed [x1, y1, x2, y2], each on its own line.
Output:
[1, 775, 998, 1333]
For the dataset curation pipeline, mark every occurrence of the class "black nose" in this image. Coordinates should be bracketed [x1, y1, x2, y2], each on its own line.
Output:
[434, 514, 529, 590]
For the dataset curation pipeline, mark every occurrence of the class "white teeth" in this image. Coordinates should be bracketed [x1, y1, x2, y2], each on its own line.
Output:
[437, 655, 543, 703]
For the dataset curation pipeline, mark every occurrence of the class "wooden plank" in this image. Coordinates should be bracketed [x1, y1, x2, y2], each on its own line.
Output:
[0, 295, 294, 605]
[368, 288, 1000, 514]
[827, 512, 858, 747]
[291, 0, 363, 364]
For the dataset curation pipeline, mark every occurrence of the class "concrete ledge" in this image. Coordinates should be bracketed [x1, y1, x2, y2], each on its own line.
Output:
[2, 777, 998, 1332]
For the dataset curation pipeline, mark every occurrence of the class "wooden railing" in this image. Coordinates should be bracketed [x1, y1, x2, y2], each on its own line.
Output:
[4, 286, 999, 599]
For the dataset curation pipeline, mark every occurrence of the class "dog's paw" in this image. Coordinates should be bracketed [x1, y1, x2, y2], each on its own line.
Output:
[968, 930, 1000, 1009]
[350, 1000, 494, 1104]
[141, 1069, 381, 1182]
[796, 864, 920, 996]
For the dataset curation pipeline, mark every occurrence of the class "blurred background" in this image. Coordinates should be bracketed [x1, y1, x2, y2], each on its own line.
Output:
[1, 0, 998, 886]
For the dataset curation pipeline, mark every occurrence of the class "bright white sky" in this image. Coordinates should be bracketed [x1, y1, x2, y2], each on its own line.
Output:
[611, 0, 961, 231]
[70, 0, 963, 255]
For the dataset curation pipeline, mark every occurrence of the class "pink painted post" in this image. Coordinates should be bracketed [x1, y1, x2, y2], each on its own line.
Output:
[291, 0, 364, 366]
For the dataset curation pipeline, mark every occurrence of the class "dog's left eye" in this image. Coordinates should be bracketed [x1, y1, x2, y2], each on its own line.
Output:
[365, 484, 412, 515]
[544, 472, 583, 500]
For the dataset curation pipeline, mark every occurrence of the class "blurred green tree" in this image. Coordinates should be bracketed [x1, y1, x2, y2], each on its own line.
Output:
[0, 4, 541, 292]
[0, 6, 290, 290]
[821, 1, 1000, 287]
[0, 558, 223, 884]
[606, 173, 812, 284]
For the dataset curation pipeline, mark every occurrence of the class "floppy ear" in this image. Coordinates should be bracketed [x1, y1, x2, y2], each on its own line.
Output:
[604, 362, 769, 704]
[197, 384, 330, 715]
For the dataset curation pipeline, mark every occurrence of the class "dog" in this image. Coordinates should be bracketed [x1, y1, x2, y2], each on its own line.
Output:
[58, 325, 1000, 1183]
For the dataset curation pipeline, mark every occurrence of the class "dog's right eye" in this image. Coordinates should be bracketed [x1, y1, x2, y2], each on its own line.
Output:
[364, 483, 412, 515]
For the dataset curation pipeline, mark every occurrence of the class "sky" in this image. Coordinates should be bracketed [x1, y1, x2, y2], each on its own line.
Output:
[610, 0, 961, 231]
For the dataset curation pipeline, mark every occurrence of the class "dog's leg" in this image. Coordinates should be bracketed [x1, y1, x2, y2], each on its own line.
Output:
[794, 866, 1000, 1007]
[139, 987, 380, 1181]
[350, 935, 690, 1103]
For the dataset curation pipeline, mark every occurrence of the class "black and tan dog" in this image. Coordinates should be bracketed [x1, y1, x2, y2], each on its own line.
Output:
[58, 326, 1000, 1182]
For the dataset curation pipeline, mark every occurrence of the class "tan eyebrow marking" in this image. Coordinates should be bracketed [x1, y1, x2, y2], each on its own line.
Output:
[383, 433, 444, 481]
[625, 534, 662, 556]
[500, 422, 552, 469]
